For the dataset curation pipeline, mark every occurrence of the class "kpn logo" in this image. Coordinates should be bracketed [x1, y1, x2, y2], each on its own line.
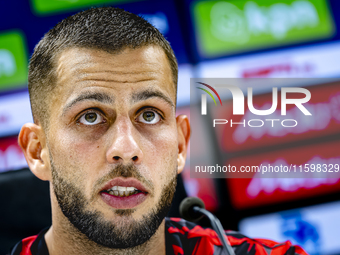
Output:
[194, 0, 334, 56]
[0, 31, 28, 91]
[196, 82, 312, 128]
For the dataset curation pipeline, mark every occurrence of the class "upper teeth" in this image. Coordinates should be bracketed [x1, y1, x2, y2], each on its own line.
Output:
[106, 186, 139, 197]
[108, 186, 138, 192]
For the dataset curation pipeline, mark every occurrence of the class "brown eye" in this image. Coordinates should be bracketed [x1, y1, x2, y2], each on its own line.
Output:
[79, 112, 104, 125]
[85, 113, 97, 123]
[137, 110, 161, 124]
[143, 111, 155, 122]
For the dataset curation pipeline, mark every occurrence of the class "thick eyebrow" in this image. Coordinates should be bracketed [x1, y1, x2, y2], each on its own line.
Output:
[131, 89, 175, 108]
[63, 92, 114, 115]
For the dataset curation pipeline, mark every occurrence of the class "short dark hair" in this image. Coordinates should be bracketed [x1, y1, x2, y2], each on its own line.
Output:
[28, 7, 178, 129]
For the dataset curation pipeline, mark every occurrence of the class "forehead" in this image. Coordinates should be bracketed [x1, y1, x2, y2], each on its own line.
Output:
[51, 46, 175, 110]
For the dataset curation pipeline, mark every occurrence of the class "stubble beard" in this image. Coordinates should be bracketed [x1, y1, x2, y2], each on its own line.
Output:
[50, 158, 177, 250]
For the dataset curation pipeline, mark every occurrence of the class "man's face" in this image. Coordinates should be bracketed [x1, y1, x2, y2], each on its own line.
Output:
[44, 46, 181, 248]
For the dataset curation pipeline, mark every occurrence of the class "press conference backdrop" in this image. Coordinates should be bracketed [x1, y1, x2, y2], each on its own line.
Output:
[1, 1, 340, 254]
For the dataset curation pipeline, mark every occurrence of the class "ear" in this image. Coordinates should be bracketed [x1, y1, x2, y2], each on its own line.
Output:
[18, 123, 51, 181]
[176, 115, 190, 174]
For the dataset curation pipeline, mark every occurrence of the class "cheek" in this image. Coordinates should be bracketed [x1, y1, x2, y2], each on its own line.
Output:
[54, 126, 102, 155]
[141, 127, 178, 184]
[49, 129, 104, 180]
[49, 137, 103, 198]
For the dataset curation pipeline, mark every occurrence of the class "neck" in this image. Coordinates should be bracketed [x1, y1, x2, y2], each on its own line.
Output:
[45, 218, 166, 255]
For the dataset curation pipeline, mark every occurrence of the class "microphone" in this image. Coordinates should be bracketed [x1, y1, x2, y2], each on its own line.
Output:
[180, 197, 235, 255]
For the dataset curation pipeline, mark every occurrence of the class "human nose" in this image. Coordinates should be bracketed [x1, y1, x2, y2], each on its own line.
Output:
[106, 117, 143, 164]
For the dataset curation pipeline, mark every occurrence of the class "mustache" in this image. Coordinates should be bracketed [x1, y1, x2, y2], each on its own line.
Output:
[93, 163, 154, 194]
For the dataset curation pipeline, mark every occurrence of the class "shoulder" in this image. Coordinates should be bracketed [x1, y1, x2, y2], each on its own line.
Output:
[165, 217, 308, 255]
[8, 228, 49, 255]
[225, 231, 308, 255]
[8, 235, 38, 255]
